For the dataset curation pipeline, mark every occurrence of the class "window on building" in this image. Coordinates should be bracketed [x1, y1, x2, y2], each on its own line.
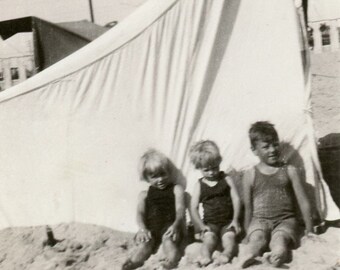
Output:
[11, 67, 19, 80]
[320, 23, 330, 46]
[0, 70, 3, 81]
[338, 27, 340, 43]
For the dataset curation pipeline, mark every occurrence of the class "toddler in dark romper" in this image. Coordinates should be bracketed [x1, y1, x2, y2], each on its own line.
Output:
[190, 140, 241, 266]
[199, 171, 234, 237]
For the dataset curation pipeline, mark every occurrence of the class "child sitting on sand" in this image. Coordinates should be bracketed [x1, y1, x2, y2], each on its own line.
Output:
[189, 140, 241, 266]
[122, 149, 185, 270]
[239, 121, 313, 268]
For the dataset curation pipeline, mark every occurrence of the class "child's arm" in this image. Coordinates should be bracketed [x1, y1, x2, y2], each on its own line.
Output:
[242, 168, 255, 232]
[287, 165, 313, 234]
[225, 176, 241, 234]
[173, 184, 185, 227]
[164, 184, 185, 241]
[190, 182, 210, 233]
[135, 191, 152, 243]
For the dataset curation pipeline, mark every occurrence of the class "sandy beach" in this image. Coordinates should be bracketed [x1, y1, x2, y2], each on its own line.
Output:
[311, 51, 340, 139]
[0, 221, 338, 269]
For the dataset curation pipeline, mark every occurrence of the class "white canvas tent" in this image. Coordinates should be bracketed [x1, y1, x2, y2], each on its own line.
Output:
[0, 0, 339, 232]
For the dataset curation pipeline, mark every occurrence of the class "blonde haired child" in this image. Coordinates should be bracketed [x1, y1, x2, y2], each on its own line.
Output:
[122, 149, 185, 269]
[189, 140, 241, 266]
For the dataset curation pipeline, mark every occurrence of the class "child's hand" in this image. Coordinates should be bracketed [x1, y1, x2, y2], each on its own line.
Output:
[199, 225, 211, 239]
[135, 228, 152, 244]
[301, 231, 325, 244]
[164, 224, 179, 241]
[228, 220, 241, 234]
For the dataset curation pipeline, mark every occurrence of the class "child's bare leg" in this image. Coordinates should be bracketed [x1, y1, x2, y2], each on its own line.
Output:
[238, 230, 267, 268]
[218, 231, 236, 264]
[267, 231, 290, 267]
[199, 231, 218, 266]
[123, 240, 154, 270]
[161, 237, 181, 269]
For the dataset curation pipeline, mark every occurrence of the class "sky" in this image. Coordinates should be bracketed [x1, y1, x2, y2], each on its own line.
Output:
[0, 0, 149, 26]
[0, 0, 339, 26]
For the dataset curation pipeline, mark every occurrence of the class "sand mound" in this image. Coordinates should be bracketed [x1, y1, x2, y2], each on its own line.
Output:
[0, 223, 339, 270]
[0, 223, 133, 270]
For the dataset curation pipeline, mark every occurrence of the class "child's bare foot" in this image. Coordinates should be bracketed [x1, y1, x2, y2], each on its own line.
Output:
[160, 259, 178, 269]
[215, 253, 231, 265]
[194, 256, 213, 267]
[263, 251, 284, 267]
[200, 257, 213, 267]
[263, 252, 271, 264]
[121, 259, 143, 270]
[220, 254, 231, 264]
[237, 254, 257, 268]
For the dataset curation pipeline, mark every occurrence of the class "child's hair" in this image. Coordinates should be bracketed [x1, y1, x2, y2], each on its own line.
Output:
[189, 140, 222, 169]
[249, 121, 279, 148]
[138, 149, 170, 182]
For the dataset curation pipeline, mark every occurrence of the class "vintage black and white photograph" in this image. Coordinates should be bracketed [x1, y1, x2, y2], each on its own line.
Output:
[0, 0, 339, 269]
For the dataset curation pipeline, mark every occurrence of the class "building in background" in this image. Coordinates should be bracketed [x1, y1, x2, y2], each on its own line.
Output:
[0, 17, 109, 91]
[308, 19, 340, 53]
[0, 33, 34, 91]
[308, 0, 340, 53]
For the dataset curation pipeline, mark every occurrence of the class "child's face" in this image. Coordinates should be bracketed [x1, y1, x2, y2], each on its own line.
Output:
[253, 139, 280, 165]
[146, 169, 170, 189]
[200, 161, 220, 181]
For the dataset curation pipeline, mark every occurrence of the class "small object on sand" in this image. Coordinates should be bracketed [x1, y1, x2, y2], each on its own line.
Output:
[43, 226, 58, 247]
[119, 241, 128, 250]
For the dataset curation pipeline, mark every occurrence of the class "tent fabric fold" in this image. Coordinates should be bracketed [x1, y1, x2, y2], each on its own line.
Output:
[0, 0, 339, 232]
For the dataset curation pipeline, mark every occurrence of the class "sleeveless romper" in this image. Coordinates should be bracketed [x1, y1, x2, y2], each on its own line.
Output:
[248, 166, 298, 243]
[252, 166, 296, 220]
[199, 172, 234, 235]
[144, 184, 176, 244]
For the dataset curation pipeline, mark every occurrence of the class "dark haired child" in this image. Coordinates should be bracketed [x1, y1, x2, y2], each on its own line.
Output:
[239, 121, 313, 268]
